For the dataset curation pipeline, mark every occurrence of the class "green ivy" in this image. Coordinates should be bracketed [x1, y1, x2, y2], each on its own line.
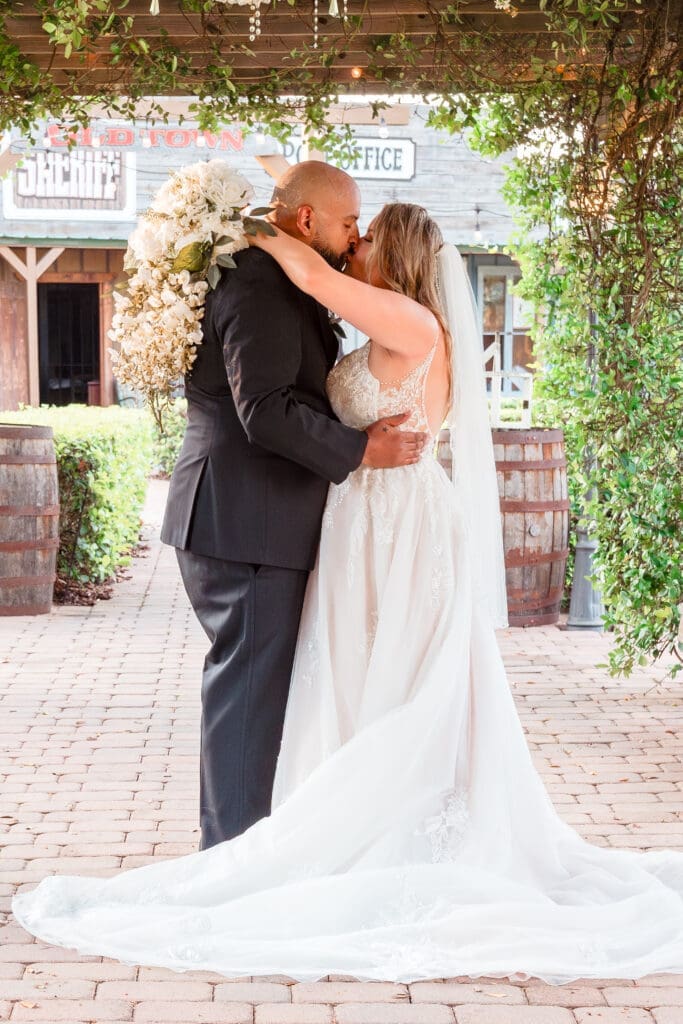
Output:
[152, 399, 187, 478]
[438, 24, 682, 677]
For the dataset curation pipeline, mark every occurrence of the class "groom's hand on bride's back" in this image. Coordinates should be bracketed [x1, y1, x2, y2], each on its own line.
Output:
[362, 413, 428, 468]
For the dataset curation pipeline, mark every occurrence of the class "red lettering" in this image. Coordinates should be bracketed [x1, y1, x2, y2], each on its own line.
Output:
[103, 128, 134, 146]
[219, 129, 243, 151]
[165, 129, 192, 147]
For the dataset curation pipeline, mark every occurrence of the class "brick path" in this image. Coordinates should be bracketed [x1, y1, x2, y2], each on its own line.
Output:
[1, 479, 682, 1024]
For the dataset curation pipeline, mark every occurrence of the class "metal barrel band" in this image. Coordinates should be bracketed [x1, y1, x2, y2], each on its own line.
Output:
[0, 574, 57, 588]
[0, 538, 60, 552]
[0, 455, 57, 465]
[0, 505, 60, 517]
[504, 549, 570, 568]
[499, 499, 571, 512]
[495, 459, 567, 471]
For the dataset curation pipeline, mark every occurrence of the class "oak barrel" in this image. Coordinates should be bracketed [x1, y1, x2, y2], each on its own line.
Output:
[0, 425, 60, 615]
[436, 426, 570, 626]
[492, 428, 569, 626]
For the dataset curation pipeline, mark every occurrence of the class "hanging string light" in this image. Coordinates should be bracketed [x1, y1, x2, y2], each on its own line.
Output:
[248, 2, 262, 41]
[147, 0, 347, 45]
[474, 205, 482, 243]
[149, 0, 265, 35]
[328, 0, 348, 20]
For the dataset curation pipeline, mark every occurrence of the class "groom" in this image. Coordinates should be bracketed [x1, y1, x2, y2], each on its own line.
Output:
[162, 161, 427, 850]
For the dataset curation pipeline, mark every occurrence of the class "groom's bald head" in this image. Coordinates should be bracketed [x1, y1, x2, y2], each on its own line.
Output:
[270, 161, 361, 269]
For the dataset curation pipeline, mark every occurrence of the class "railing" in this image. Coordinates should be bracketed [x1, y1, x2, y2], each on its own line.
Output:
[483, 333, 533, 428]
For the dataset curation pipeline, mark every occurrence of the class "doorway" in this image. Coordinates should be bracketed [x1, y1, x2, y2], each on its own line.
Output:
[38, 282, 100, 405]
[476, 266, 534, 394]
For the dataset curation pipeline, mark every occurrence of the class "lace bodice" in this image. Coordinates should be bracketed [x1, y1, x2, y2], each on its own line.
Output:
[327, 341, 436, 437]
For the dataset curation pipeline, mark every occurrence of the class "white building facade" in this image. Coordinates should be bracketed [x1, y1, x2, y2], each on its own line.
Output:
[0, 106, 533, 410]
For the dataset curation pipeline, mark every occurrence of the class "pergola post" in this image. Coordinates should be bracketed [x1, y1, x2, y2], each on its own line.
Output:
[567, 309, 605, 630]
[0, 245, 65, 406]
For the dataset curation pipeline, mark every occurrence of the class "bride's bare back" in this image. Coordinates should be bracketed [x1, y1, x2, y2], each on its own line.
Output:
[367, 334, 451, 438]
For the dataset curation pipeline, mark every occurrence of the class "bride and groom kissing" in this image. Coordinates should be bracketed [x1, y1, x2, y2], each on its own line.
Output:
[162, 159, 442, 850]
[12, 159, 683, 985]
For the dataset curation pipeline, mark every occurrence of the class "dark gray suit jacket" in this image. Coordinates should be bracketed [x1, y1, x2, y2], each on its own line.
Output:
[160, 247, 367, 571]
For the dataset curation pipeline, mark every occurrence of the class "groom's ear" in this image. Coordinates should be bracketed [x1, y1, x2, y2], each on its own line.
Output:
[296, 204, 315, 241]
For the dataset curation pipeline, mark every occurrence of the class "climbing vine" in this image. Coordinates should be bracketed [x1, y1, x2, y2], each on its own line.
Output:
[435, 0, 682, 677]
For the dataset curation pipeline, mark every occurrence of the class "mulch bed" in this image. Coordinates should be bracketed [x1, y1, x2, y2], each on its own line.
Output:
[53, 544, 150, 606]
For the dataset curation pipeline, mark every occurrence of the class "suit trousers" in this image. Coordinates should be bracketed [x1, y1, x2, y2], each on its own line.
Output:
[175, 549, 309, 850]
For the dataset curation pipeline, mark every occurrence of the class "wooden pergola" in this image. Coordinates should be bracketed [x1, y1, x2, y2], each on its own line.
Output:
[2, 0, 661, 95]
[0, 0, 674, 409]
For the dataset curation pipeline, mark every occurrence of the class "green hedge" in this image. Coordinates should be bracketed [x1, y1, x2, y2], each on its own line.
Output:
[153, 398, 187, 478]
[1, 406, 154, 584]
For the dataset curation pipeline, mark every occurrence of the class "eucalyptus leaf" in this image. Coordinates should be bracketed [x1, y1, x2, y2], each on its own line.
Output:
[253, 221, 277, 237]
[250, 206, 275, 216]
[207, 263, 222, 289]
[216, 253, 237, 269]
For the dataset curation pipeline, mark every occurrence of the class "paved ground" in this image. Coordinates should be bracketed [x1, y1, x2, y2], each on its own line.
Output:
[1, 479, 682, 1024]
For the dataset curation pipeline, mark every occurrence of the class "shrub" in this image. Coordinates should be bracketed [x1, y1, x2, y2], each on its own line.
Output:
[153, 398, 187, 478]
[1, 406, 154, 584]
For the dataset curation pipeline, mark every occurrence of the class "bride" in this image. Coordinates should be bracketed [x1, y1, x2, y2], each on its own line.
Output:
[12, 202, 683, 985]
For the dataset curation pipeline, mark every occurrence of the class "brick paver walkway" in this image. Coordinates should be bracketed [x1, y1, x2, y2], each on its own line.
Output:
[2, 479, 682, 1024]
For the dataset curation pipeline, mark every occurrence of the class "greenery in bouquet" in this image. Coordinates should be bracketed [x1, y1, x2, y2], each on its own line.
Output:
[109, 159, 273, 430]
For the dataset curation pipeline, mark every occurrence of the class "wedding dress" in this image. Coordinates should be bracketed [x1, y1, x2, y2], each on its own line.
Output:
[11, 337, 683, 985]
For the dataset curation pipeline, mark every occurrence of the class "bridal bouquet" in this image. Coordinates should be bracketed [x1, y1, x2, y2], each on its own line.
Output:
[109, 159, 271, 429]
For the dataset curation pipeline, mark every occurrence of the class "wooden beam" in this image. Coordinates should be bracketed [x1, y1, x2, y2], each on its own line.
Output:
[36, 247, 65, 278]
[254, 154, 291, 179]
[0, 246, 64, 406]
[19, 43, 613, 71]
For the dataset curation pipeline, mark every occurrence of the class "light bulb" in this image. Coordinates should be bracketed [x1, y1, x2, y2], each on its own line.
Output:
[196, 133, 206, 147]
[378, 117, 389, 139]
[92, 134, 103, 148]
[142, 133, 152, 148]
[350, 66, 363, 80]
[43, 134, 52, 147]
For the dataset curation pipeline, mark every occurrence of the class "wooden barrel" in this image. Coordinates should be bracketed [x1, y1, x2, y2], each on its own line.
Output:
[492, 428, 569, 626]
[436, 426, 570, 627]
[0, 425, 60, 615]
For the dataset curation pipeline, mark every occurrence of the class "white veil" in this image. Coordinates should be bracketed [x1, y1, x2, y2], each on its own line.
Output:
[437, 244, 509, 629]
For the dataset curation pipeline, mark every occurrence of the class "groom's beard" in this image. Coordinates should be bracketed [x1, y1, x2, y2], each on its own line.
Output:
[311, 239, 347, 272]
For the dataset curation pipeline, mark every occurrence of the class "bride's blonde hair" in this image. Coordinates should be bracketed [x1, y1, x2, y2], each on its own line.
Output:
[365, 202, 452, 406]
